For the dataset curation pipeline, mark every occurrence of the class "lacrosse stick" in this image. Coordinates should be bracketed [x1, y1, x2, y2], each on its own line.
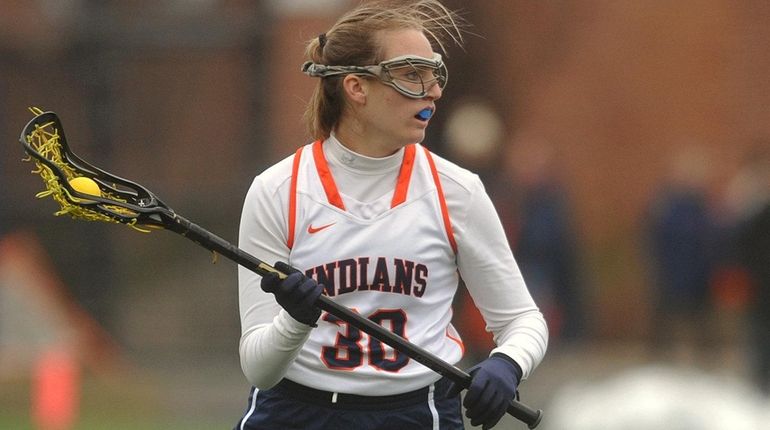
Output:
[20, 109, 543, 428]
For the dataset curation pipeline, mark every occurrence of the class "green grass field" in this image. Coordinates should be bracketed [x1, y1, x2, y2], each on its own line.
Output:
[0, 372, 238, 430]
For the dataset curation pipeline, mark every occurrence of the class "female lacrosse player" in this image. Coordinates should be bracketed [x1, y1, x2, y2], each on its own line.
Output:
[235, 1, 547, 429]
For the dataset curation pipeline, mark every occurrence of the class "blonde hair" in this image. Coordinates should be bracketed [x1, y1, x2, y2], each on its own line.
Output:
[303, 0, 465, 140]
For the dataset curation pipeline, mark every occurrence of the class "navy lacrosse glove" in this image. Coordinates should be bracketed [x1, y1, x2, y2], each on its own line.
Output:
[446, 353, 522, 429]
[260, 261, 322, 327]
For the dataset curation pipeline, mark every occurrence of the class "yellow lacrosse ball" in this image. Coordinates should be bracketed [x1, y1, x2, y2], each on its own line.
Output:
[69, 177, 101, 198]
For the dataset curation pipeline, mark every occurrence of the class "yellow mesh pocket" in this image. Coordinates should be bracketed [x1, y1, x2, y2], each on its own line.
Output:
[23, 108, 148, 231]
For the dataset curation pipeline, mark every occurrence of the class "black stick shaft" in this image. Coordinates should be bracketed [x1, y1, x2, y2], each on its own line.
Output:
[169, 214, 543, 428]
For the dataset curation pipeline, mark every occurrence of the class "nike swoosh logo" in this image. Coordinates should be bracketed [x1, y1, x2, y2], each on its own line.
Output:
[307, 222, 336, 234]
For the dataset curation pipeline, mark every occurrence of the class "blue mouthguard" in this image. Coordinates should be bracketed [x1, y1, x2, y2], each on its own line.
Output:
[417, 108, 433, 120]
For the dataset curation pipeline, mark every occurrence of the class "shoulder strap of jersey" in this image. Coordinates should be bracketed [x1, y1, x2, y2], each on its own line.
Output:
[422, 146, 458, 254]
[391, 144, 416, 208]
[286, 144, 307, 250]
[312, 140, 346, 211]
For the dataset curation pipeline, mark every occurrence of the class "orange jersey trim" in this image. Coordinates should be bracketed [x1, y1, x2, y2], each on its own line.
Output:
[287, 146, 303, 249]
[390, 144, 416, 208]
[445, 326, 466, 356]
[313, 141, 346, 211]
[423, 147, 458, 254]
[294, 143, 454, 253]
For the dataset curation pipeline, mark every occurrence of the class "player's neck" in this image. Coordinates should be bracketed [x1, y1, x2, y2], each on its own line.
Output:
[334, 123, 401, 158]
[326, 134, 404, 174]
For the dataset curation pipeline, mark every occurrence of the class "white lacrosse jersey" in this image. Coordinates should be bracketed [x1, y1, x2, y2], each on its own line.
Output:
[283, 141, 463, 394]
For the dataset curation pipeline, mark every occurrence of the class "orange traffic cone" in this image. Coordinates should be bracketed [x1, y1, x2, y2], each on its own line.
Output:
[31, 346, 81, 430]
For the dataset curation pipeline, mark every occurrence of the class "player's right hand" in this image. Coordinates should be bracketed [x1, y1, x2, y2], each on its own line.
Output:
[261, 261, 322, 327]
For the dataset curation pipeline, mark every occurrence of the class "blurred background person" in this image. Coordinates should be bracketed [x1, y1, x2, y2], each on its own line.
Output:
[643, 145, 720, 363]
[493, 133, 587, 346]
[440, 104, 587, 351]
[723, 143, 770, 394]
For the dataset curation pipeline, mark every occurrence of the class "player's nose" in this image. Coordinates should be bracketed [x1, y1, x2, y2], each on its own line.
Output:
[425, 81, 442, 100]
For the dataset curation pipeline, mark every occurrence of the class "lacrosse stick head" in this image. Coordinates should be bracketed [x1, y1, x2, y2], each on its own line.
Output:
[20, 108, 173, 231]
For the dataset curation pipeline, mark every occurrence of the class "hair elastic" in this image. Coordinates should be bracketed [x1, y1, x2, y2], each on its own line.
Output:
[318, 33, 327, 50]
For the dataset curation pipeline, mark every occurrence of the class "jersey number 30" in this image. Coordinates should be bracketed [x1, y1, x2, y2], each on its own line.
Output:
[321, 309, 409, 372]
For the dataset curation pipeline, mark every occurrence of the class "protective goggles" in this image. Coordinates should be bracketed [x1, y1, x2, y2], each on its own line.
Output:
[302, 53, 448, 99]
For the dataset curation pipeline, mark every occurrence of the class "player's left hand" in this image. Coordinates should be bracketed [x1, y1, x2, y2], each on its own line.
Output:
[446, 353, 522, 429]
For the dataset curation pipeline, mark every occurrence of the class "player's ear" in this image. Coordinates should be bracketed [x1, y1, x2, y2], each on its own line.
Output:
[342, 75, 368, 105]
